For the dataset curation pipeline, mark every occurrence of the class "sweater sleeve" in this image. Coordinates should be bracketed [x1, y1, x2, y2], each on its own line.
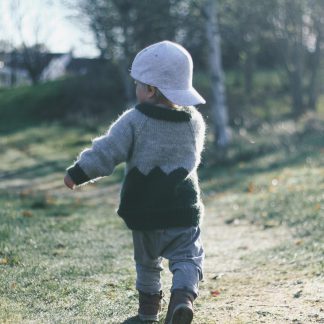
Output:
[67, 109, 135, 185]
[189, 110, 206, 166]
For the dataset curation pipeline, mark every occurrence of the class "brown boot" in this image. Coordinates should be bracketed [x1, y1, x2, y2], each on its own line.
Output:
[164, 290, 194, 324]
[138, 290, 163, 322]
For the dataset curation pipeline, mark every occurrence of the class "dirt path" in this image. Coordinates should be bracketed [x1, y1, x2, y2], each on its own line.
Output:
[3, 175, 322, 323]
[198, 203, 324, 324]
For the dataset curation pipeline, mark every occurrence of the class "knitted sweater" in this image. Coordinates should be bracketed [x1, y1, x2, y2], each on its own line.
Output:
[67, 102, 206, 230]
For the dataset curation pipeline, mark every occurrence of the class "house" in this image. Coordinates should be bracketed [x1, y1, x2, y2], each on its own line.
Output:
[0, 51, 106, 88]
[0, 52, 31, 87]
[40, 53, 72, 81]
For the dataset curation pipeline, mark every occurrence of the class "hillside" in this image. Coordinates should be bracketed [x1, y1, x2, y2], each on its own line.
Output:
[0, 81, 323, 323]
[0, 76, 124, 132]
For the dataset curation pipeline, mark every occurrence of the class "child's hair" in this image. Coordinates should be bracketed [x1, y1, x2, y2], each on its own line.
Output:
[137, 80, 181, 109]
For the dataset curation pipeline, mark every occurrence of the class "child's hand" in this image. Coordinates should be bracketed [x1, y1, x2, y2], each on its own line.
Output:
[64, 174, 76, 190]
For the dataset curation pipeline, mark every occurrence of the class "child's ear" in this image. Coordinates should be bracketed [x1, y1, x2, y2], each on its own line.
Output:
[147, 85, 156, 98]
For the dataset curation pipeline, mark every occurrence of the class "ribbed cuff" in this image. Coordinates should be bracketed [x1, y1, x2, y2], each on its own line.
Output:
[67, 163, 90, 185]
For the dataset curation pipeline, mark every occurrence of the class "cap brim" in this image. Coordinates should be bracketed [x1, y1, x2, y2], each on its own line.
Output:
[158, 87, 206, 106]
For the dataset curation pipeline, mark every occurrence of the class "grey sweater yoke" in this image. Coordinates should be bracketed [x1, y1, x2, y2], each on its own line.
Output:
[67, 103, 206, 230]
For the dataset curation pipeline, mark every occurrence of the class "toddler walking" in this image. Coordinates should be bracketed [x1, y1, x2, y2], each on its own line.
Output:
[64, 41, 206, 324]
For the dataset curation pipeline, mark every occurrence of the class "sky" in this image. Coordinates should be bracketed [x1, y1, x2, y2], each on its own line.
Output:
[0, 0, 99, 57]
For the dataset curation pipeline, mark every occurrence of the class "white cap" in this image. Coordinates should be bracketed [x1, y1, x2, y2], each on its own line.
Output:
[130, 40, 206, 106]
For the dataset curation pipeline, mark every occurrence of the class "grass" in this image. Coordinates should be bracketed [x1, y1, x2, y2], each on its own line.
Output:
[0, 121, 139, 323]
[201, 114, 324, 269]
[0, 115, 323, 322]
[0, 73, 124, 132]
[0, 78, 323, 322]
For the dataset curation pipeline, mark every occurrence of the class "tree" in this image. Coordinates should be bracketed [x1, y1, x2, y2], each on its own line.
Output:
[307, 0, 324, 110]
[269, 0, 324, 117]
[7, 0, 52, 85]
[19, 44, 49, 85]
[218, 0, 323, 117]
[70, 0, 231, 149]
[72, 0, 180, 104]
[218, 0, 276, 97]
[203, 0, 231, 151]
[276, 0, 305, 116]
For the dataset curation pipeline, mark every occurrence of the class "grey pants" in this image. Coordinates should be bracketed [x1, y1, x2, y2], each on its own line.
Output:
[132, 226, 204, 297]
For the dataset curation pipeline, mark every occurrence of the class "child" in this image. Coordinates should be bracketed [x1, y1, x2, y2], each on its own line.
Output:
[64, 40, 206, 324]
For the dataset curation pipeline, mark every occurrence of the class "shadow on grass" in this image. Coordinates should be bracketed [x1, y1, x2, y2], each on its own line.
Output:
[200, 150, 304, 194]
[121, 316, 142, 323]
[0, 160, 67, 180]
[200, 128, 324, 194]
[0, 158, 124, 188]
[121, 315, 165, 323]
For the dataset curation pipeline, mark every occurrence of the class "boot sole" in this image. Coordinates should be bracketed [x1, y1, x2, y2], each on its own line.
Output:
[170, 304, 193, 324]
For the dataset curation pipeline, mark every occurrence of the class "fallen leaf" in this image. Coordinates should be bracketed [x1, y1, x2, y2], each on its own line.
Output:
[247, 182, 255, 193]
[295, 240, 304, 246]
[211, 290, 221, 297]
[0, 258, 8, 265]
[22, 210, 33, 217]
[19, 189, 33, 197]
[45, 195, 55, 205]
[261, 212, 268, 218]
[269, 186, 277, 193]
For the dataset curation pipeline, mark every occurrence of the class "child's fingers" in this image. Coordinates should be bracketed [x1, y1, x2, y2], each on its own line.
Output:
[64, 174, 75, 190]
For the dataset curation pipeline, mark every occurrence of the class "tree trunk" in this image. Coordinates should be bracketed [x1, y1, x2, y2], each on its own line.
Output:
[308, 28, 321, 111]
[10, 50, 17, 86]
[290, 70, 304, 117]
[204, 0, 230, 150]
[243, 47, 254, 97]
[119, 61, 135, 105]
[119, 8, 136, 106]
[290, 41, 304, 118]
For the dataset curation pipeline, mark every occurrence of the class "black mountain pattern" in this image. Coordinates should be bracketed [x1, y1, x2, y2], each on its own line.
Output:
[117, 166, 201, 230]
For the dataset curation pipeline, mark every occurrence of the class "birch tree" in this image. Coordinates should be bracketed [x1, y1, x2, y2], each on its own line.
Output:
[307, 0, 324, 110]
[203, 0, 231, 150]
[269, 0, 324, 117]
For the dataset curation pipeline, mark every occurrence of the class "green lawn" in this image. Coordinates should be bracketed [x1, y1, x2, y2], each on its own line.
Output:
[0, 114, 323, 322]
[0, 124, 134, 322]
[0, 77, 323, 322]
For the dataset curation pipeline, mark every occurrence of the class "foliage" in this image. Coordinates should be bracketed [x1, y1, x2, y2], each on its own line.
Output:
[0, 71, 125, 132]
[19, 43, 49, 85]
[68, 0, 324, 116]
[1, 67, 323, 135]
